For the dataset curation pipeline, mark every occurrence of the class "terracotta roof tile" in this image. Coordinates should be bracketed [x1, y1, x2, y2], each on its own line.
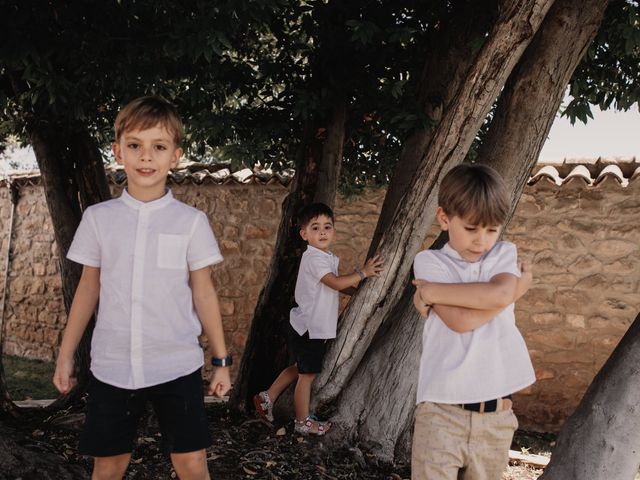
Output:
[2, 159, 638, 189]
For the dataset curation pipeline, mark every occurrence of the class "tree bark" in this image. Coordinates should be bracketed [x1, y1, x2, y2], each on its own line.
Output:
[318, 0, 608, 462]
[315, 0, 555, 408]
[0, 421, 88, 479]
[366, 0, 499, 258]
[28, 122, 111, 408]
[231, 98, 346, 407]
[0, 346, 18, 418]
[540, 312, 640, 480]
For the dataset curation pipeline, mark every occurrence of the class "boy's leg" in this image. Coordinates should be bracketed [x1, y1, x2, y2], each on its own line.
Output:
[462, 408, 518, 480]
[171, 449, 210, 480]
[293, 372, 316, 421]
[151, 369, 212, 477]
[411, 402, 467, 480]
[79, 375, 147, 477]
[92, 454, 131, 480]
[267, 364, 299, 402]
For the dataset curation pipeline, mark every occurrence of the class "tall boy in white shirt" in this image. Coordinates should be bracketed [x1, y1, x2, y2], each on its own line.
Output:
[411, 163, 535, 480]
[53, 96, 231, 480]
[254, 203, 384, 435]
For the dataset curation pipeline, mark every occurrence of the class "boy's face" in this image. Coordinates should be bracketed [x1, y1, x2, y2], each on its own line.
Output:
[300, 214, 335, 252]
[113, 124, 182, 201]
[436, 207, 501, 263]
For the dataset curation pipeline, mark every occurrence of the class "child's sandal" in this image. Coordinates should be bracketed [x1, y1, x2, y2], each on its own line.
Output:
[253, 391, 274, 422]
[294, 415, 331, 436]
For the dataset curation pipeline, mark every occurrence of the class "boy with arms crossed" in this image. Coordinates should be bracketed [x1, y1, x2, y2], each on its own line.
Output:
[53, 96, 230, 480]
[412, 164, 535, 480]
[254, 203, 383, 435]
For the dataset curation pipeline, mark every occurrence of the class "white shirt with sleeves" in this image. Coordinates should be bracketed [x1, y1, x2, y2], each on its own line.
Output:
[413, 241, 535, 405]
[67, 189, 223, 389]
[290, 245, 340, 339]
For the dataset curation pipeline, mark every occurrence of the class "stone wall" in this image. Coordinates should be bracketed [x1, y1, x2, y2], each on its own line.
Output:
[0, 171, 638, 432]
[506, 177, 639, 431]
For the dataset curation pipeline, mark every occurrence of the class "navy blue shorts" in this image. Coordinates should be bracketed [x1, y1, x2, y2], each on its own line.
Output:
[288, 324, 328, 374]
[79, 368, 211, 457]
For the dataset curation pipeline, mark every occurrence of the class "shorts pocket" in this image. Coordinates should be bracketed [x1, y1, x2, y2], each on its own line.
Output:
[157, 234, 189, 269]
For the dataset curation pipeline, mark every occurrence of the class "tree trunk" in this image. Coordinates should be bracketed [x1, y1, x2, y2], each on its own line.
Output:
[367, 0, 499, 258]
[0, 182, 19, 418]
[28, 122, 111, 408]
[0, 421, 88, 479]
[318, 0, 608, 462]
[231, 99, 346, 407]
[0, 345, 18, 418]
[315, 0, 555, 407]
[540, 312, 640, 480]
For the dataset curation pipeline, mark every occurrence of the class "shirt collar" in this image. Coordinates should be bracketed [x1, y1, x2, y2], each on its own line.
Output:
[119, 188, 174, 211]
[306, 245, 335, 257]
[441, 242, 481, 264]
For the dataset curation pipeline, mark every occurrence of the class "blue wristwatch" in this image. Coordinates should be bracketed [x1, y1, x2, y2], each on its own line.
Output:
[211, 355, 233, 367]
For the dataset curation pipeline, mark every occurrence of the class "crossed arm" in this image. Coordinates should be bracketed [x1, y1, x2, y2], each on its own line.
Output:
[413, 262, 532, 333]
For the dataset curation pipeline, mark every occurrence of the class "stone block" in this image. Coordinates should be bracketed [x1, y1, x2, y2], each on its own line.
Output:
[535, 367, 555, 381]
[220, 301, 235, 316]
[527, 331, 576, 350]
[567, 254, 601, 274]
[244, 225, 273, 240]
[590, 239, 637, 260]
[33, 263, 46, 276]
[220, 239, 240, 254]
[531, 312, 563, 325]
[566, 314, 586, 328]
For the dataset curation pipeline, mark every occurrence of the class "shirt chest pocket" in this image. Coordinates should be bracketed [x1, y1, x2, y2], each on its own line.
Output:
[157, 234, 189, 269]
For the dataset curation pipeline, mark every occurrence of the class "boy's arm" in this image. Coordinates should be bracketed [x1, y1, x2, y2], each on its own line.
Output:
[190, 267, 231, 398]
[340, 286, 358, 296]
[321, 255, 384, 291]
[413, 288, 431, 317]
[53, 265, 100, 394]
[415, 273, 518, 310]
[420, 261, 533, 333]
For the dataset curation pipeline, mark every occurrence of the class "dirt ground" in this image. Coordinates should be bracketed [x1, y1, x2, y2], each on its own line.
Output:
[3, 401, 553, 479]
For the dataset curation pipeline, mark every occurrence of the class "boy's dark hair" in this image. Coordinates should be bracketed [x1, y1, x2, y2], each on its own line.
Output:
[438, 163, 509, 226]
[298, 203, 334, 229]
[114, 96, 184, 145]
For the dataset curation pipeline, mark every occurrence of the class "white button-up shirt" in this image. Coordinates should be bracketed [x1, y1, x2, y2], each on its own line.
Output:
[290, 245, 340, 339]
[68, 189, 223, 389]
[413, 241, 535, 404]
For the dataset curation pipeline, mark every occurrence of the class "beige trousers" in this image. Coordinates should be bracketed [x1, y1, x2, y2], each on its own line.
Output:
[412, 401, 518, 480]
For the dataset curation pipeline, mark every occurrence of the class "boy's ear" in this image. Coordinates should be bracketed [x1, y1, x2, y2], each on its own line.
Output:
[436, 207, 449, 231]
[113, 143, 123, 165]
[171, 147, 183, 169]
[299, 228, 308, 241]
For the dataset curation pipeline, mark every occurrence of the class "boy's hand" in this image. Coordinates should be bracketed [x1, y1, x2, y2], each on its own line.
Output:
[411, 278, 432, 305]
[361, 255, 384, 278]
[53, 357, 77, 394]
[413, 288, 431, 318]
[208, 367, 231, 398]
[515, 260, 533, 301]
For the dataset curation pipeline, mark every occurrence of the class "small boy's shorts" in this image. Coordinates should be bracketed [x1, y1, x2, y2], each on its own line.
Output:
[287, 324, 328, 374]
[79, 368, 211, 457]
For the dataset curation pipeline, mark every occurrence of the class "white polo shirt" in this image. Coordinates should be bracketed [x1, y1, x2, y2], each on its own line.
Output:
[413, 241, 535, 404]
[290, 245, 340, 339]
[67, 189, 223, 389]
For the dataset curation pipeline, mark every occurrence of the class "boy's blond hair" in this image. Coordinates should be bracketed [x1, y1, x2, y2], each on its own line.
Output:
[114, 96, 184, 145]
[438, 163, 509, 226]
